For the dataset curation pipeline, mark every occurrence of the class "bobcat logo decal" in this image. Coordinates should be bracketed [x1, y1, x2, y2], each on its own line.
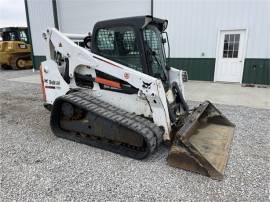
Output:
[142, 81, 152, 89]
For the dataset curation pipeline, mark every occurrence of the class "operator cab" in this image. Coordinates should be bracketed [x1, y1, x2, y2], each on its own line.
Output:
[0, 27, 29, 43]
[91, 16, 169, 83]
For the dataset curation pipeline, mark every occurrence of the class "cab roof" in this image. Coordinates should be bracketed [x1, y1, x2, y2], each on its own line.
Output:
[0, 27, 28, 33]
[93, 15, 168, 32]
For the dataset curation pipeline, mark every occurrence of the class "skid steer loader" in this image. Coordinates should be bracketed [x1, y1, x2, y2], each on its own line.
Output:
[40, 16, 235, 180]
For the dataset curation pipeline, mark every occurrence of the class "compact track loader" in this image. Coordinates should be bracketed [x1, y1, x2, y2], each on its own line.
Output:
[40, 16, 235, 180]
[0, 27, 32, 69]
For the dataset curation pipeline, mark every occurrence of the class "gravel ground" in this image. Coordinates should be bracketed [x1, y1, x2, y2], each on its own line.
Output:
[0, 69, 269, 201]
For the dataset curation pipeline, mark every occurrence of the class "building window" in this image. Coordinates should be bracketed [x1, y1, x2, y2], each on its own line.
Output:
[223, 34, 240, 58]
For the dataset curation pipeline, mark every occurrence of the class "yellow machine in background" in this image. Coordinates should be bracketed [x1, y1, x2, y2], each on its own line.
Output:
[0, 27, 32, 69]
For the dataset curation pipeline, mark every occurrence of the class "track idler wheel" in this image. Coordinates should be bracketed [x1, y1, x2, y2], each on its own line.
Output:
[61, 102, 84, 120]
[61, 102, 74, 118]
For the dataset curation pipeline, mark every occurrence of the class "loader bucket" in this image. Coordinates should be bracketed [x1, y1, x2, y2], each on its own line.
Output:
[167, 101, 235, 180]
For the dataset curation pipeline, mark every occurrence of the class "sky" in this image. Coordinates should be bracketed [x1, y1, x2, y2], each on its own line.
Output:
[0, 0, 27, 27]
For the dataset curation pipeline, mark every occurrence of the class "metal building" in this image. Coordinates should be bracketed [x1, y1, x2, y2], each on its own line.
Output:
[25, 0, 270, 85]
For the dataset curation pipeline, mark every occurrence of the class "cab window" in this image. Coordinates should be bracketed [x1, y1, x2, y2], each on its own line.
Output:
[96, 27, 142, 72]
[143, 25, 166, 80]
[19, 30, 28, 43]
[3, 31, 16, 41]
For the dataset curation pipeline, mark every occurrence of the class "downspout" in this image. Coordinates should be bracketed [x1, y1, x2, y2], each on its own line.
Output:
[151, 0, 154, 16]
[52, 0, 59, 30]
[24, 0, 35, 70]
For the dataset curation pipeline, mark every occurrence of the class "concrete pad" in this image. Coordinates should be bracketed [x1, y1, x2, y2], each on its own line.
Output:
[185, 81, 270, 109]
[8, 74, 40, 84]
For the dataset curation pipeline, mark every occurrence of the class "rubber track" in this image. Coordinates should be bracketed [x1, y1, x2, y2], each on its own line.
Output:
[50, 91, 164, 159]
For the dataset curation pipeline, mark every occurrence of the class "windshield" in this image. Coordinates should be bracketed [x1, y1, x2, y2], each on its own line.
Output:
[1, 29, 28, 43]
[19, 30, 28, 43]
[143, 25, 167, 80]
[2, 31, 17, 41]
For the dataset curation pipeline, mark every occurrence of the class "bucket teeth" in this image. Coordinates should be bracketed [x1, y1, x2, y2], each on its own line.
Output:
[167, 101, 235, 180]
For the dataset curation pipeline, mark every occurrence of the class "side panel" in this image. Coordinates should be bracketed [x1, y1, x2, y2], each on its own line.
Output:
[90, 90, 152, 118]
[168, 58, 215, 81]
[41, 60, 69, 104]
[242, 59, 270, 85]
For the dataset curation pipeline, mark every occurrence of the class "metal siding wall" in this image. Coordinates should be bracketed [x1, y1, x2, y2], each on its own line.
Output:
[154, 0, 270, 58]
[57, 0, 151, 34]
[242, 59, 270, 85]
[27, 0, 55, 56]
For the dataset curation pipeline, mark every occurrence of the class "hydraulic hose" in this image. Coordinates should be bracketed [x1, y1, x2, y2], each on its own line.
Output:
[171, 81, 189, 112]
